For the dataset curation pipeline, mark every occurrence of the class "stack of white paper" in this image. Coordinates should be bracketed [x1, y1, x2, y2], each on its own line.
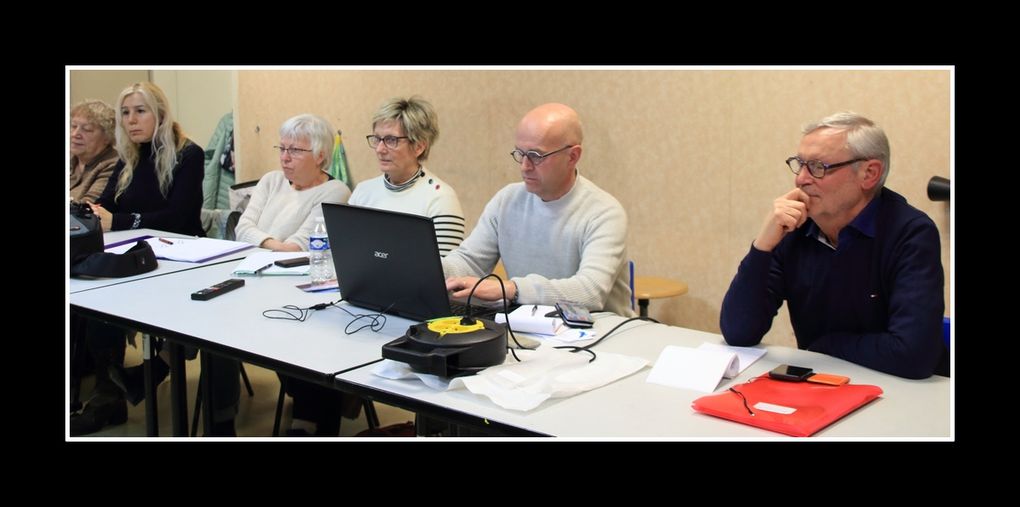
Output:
[494, 304, 563, 335]
[645, 343, 767, 393]
[696, 342, 767, 374]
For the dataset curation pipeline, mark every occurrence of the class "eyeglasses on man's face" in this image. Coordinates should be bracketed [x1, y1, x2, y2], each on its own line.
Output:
[366, 135, 409, 149]
[510, 145, 574, 165]
[274, 145, 313, 157]
[786, 156, 866, 179]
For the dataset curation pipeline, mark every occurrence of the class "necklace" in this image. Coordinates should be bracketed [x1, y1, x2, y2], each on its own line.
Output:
[384, 167, 425, 192]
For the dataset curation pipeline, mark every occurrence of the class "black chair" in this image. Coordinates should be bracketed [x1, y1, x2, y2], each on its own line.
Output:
[223, 211, 242, 241]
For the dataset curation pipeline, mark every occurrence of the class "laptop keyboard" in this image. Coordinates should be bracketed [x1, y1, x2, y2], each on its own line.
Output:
[449, 302, 471, 316]
[449, 302, 519, 319]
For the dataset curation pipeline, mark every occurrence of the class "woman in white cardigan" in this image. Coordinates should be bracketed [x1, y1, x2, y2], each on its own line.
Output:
[235, 114, 350, 250]
[112, 115, 350, 437]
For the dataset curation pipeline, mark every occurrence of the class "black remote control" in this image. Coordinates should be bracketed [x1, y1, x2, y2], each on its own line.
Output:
[191, 279, 245, 301]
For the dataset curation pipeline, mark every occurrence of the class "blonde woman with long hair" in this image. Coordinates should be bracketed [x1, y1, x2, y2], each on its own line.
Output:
[91, 81, 204, 236]
[74, 82, 204, 436]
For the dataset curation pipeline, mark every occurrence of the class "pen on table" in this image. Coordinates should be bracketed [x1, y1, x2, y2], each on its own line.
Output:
[159, 238, 174, 245]
[531, 305, 538, 316]
[253, 262, 274, 275]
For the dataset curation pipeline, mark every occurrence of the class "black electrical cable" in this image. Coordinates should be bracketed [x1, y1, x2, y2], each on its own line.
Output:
[261, 298, 387, 334]
[462, 273, 534, 361]
[553, 316, 660, 362]
[261, 298, 344, 322]
[335, 301, 389, 334]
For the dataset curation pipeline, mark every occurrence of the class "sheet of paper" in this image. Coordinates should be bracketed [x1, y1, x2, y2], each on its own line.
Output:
[697, 342, 766, 377]
[143, 237, 252, 263]
[494, 304, 564, 335]
[296, 279, 339, 292]
[646, 345, 739, 393]
[104, 235, 153, 254]
[233, 251, 309, 276]
[548, 328, 597, 343]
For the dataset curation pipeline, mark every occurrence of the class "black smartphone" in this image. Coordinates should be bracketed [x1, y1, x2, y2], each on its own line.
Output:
[555, 301, 594, 328]
[275, 257, 310, 268]
[768, 364, 814, 382]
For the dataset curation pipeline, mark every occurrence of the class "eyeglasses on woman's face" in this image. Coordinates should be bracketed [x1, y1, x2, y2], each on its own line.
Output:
[366, 135, 409, 149]
[275, 145, 313, 157]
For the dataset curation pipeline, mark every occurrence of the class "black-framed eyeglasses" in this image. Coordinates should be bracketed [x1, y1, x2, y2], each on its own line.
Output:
[366, 135, 409, 149]
[510, 145, 575, 165]
[786, 156, 866, 179]
[274, 145, 313, 156]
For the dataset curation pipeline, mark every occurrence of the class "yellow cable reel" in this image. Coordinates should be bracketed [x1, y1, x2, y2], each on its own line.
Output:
[426, 316, 485, 336]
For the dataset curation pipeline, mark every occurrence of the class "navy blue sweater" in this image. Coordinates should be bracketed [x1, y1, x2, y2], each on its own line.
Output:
[720, 188, 945, 379]
[96, 140, 205, 237]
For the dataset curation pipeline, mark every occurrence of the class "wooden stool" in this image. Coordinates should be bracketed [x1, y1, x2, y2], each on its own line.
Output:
[493, 261, 508, 280]
[633, 277, 688, 317]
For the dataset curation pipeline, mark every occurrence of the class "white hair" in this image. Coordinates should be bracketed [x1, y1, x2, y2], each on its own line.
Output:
[803, 111, 891, 187]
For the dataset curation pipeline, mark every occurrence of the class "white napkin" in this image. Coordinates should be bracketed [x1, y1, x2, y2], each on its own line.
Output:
[372, 347, 648, 412]
[460, 347, 647, 411]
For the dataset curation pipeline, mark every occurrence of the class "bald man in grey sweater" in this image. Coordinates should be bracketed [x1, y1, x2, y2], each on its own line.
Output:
[443, 103, 634, 316]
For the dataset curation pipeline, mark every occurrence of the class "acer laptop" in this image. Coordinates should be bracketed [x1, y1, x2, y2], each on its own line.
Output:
[321, 203, 513, 322]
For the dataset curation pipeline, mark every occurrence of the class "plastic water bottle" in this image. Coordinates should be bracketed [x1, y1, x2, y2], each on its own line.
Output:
[308, 217, 333, 284]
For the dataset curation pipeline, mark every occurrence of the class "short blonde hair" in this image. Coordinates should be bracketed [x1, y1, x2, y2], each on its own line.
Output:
[372, 96, 439, 162]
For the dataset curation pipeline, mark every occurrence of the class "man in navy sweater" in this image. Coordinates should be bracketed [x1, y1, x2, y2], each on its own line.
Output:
[720, 112, 946, 379]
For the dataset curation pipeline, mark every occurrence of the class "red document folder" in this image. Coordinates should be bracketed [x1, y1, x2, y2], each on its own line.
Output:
[691, 373, 883, 437]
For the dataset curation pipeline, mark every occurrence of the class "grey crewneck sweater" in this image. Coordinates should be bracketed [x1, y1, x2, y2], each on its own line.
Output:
[443, 175, 634, 316]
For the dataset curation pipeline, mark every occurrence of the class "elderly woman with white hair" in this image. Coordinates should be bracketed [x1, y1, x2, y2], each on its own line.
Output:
[234, 113, 351, 251]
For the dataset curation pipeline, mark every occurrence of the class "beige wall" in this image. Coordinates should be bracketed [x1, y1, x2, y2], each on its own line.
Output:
[70, 70, 149, 111]
[151, 70, 235, 149]
[234, 69, 951, 347]
[68, 70, 234, 151]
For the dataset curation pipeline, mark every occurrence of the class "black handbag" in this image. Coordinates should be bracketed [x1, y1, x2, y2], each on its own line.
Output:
[70, 201, 103, 267]
[70, 202, 158, 278]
